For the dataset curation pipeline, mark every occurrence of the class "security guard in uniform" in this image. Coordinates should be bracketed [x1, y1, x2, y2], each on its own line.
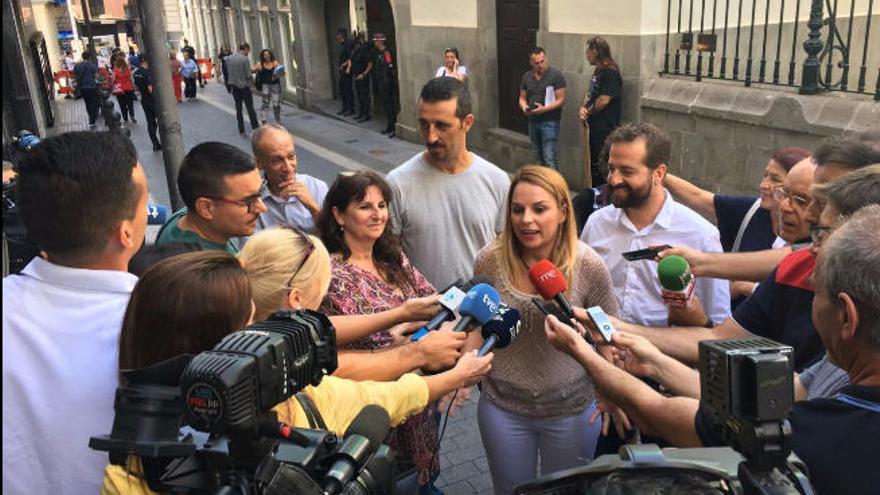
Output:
[372, 33, 398, 138]
[351, 33, 374, 122]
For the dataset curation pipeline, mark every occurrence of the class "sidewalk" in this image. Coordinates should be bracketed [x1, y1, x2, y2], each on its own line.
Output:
[49, 83, 493, 494]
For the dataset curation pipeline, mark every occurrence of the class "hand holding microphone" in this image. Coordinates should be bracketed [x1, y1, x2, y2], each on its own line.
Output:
[658, 255, 710, 327]
[411, 276, 490, 341]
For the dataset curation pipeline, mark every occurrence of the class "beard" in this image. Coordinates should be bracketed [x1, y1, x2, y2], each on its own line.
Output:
[610, 179, 653, 209]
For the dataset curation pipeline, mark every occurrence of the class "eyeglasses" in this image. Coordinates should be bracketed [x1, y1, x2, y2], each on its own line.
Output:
[204, 193, 264, 214]
[285, 227, 315, 288]
[772, 186, 809, 209]
[809, 224, 834, 245]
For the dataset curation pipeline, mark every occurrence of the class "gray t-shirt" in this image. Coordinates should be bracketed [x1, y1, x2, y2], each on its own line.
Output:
[387, 152, 510, 289]
[521, 66, 566, 122]
[799, 353, 849, 401]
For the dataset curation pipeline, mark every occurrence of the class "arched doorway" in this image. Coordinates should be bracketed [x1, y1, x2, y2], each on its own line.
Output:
[324, 0, 351, 100]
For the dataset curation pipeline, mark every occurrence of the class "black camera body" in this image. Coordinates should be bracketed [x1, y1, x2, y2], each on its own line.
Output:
[90, 310, 392, 495]
[515, 338, 813, 495]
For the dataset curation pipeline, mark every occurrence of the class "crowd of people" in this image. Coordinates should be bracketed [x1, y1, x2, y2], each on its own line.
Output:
[5, 37, 880, 495]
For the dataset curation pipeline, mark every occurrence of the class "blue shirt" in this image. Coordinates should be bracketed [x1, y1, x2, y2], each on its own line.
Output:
[181, 59, 199, 79]
[713, 194, 777, 253]
[732, 249, 823, 371]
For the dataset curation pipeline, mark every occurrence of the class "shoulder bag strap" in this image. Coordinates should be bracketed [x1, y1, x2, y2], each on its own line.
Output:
[294, 392, 328, 430]
[732, 198, 763, 253]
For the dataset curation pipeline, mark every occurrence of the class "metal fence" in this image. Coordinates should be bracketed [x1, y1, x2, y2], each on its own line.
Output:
[660, 0, 878, 100]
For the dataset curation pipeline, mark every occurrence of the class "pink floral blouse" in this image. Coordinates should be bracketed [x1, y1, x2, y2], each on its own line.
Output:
[320, 253, 439, 485]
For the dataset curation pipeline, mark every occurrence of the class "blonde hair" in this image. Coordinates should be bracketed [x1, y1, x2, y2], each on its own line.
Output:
[237, 227, 331, 321]
[492, 165, 579, 286]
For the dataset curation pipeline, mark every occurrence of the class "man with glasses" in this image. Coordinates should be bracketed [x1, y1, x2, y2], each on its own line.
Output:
[249, 124, 327, 236]
[156, 142, 267, 253]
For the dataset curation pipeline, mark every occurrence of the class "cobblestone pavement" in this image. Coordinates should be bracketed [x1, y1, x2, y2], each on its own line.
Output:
[50, 83, 494, 494]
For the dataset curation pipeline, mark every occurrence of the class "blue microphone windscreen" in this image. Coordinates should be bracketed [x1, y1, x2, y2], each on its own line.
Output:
[146, 204, 169, 225]
[481, 306, 521, 349]
[458, 283, 500, 324]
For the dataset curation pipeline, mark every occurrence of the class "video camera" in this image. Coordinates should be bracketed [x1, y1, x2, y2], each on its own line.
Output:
[515, 337, 814, 495]
[90, 310, 395, 494]
[2, 130, 41, 276]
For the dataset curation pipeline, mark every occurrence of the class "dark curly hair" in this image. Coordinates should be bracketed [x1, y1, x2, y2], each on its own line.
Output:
[317, 171, 415, 290]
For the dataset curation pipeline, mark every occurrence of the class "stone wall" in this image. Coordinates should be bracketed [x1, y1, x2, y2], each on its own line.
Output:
[641, 77, 880, 195]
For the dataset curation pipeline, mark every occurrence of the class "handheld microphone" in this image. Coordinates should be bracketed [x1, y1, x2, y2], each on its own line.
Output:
[322, 405, 391, 495]
[528, 260, 574, 318]
[658, 255, 695, 308]
[146, 203, 169, 225]
[411, 275, 491, 341]
[478, 305, 521, 356]
[452, 283, 501, 332]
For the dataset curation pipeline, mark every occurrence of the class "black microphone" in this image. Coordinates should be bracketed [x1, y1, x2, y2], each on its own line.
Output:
[411, 275, 491, 341]
[322, 405, 391, 495]
[478, 305, 521, 356]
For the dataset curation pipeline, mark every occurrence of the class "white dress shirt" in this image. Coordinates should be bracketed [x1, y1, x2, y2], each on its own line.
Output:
[581, 190, 731, 327]
[3, 257, 138, 495]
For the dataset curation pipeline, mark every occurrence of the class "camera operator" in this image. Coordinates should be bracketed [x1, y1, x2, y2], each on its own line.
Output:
[3, 132, 148, 495]
[545, 204, 880, 495]
[102, 250, 494, 495]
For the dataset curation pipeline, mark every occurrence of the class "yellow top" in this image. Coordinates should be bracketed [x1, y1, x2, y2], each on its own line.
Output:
[100, 373, 428, 495]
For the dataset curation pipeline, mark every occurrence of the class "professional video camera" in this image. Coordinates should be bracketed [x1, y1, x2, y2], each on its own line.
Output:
[515, 337, 815, 495]
[90, 310, 395, 494]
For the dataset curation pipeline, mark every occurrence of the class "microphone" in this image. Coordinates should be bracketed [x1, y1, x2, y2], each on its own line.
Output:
[322, 405, 391, 495]
[411, 275, 491, 341]
[478, 305, 521, 356]
[657, 255, 695, 308]
[452, 283, 501, 332]
[528, 259, 574, 318]
[146, 203, 169, 225]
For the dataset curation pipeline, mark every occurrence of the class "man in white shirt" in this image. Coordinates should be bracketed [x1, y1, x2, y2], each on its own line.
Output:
[250, 124, 328, 234]
[387, 77, 510, 289]
[2, 131, 148, 495]
[581, 123, 730, 328]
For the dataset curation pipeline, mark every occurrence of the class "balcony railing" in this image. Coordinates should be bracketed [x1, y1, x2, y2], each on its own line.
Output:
[660, 0, 878, 100]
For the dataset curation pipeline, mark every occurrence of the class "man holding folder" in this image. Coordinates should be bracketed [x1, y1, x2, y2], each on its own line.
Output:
[519, 47, 566, 170]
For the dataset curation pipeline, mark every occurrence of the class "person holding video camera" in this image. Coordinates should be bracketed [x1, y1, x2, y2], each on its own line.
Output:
[101, 250, 494, 494]
[466, 165, 619, 495]
[3, 132, 148, 495]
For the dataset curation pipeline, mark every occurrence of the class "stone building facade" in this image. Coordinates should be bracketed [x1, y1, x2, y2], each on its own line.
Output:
[185, 0, 879, 193]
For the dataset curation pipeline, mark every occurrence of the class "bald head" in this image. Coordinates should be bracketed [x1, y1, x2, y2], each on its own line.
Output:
[251, 124, 298, 191]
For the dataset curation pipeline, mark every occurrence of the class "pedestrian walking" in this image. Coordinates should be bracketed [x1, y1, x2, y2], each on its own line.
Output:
[169, 51, 183, 103]
[132, 55, 162, 151]
[351, 33, 374, 122]
[217, 46, 232, 94]
[253, 49, 285, 124]
[111, 56, 137, 123]
[62, 50, 76, 99]
[73, 50, 100, 127]
[181, 38, 205, 88]
[372, 33, 398, 137]
[127, 45, 141, 69]
[226, 42, 260, 135]
[335, 29, 354, 116]
[181, 52, 200, 100]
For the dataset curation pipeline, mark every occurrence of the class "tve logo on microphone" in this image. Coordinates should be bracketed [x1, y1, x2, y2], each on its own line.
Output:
[481, 294, 499, 314]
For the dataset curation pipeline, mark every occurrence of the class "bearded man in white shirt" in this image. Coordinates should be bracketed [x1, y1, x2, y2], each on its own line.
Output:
[580, 123, 730, 328]
[2, 131, 148, 495]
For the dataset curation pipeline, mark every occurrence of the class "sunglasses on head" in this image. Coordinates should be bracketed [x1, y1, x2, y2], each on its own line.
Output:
[285, 227, 315, 288]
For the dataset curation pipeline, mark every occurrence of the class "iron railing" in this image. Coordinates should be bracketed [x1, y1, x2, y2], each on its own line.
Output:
[29, 32, 55, 127]
[660, 0, 878, 100]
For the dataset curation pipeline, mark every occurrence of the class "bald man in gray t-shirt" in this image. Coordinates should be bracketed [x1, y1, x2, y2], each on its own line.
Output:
[387, 152, 510, 289]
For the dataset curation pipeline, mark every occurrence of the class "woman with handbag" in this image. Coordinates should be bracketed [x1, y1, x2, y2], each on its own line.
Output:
[252, 49, 285, 123]
[111, 57, 137, 123]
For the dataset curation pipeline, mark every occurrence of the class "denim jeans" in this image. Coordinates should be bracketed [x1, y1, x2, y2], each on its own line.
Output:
[528, 120, 560, 169]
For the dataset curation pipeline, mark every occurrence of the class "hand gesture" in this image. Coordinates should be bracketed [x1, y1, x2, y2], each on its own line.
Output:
[578, 106, 588, 123]
[609, 332, 663, 379]
[544, 314, 589, 356]
[401, 294, 442, 322]
[388, 321, 425, 347]
[590, 393, 633, 438]
[417, 328, 466, 371]
[529, 102, 545, 115]
[657, 245, 708, 277]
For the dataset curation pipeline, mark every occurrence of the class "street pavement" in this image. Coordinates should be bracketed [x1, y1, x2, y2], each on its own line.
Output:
[51, 83, 494, 494]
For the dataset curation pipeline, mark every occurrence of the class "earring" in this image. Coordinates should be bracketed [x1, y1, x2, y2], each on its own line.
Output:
[338, 223, 344, 232]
